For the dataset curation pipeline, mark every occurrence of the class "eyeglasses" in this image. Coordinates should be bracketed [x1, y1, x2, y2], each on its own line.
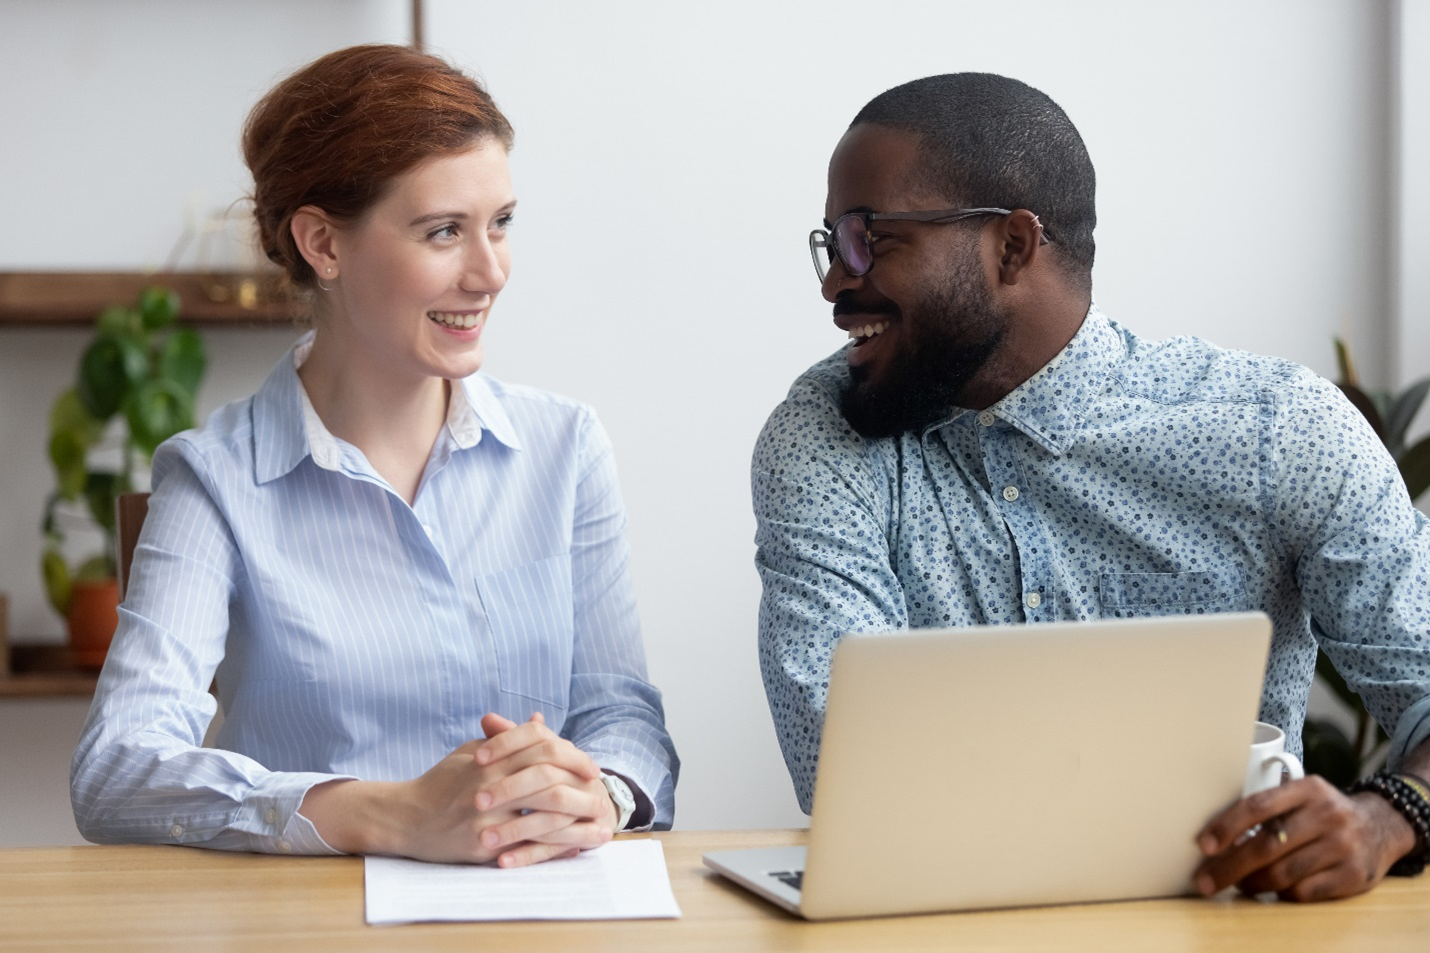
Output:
[808, 207, 1048, 283]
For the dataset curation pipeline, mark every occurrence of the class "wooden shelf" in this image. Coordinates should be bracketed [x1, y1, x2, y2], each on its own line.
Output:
[0, 271, 299, 326]
[0, 645, 99, 698]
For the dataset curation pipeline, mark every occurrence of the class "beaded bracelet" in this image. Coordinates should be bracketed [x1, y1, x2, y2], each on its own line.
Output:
[1347, 771, 1430, 877]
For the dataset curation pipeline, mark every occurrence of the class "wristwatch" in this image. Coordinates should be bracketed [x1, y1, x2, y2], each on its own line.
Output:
[601, 772, 637, 832]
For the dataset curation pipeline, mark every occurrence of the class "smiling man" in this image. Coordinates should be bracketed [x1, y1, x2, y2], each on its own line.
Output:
[751, 73, 1430, 901]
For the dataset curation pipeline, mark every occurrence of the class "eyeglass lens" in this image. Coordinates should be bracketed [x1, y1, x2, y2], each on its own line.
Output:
[832, 215, 872, 277]
[811, 233, 833, 282]
[810, 215, 877, 283]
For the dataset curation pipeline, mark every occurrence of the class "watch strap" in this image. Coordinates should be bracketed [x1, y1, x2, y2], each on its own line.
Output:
[600, 772, 637, 832]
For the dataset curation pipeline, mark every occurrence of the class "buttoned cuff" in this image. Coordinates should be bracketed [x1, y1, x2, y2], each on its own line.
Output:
[241, 772, 357, 855]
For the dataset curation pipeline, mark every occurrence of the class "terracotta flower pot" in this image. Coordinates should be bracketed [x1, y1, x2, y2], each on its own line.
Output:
[68, 578, 120, 669]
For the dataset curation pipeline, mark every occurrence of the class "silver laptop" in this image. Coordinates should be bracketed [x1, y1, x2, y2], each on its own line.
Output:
[705, 613, 1272, 920]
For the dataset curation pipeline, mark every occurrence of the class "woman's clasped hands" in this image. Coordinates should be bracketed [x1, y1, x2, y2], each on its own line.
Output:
[300, 712, 620, 867]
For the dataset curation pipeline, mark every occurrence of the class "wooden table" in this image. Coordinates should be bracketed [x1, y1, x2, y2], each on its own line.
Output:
[2, 830, 1427, 952]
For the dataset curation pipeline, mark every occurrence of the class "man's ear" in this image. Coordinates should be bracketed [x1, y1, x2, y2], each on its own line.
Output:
[996, 209, 1046, 287]
[290, 206, 341, 279]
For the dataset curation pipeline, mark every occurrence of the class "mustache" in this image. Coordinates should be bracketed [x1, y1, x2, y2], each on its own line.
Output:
[832, 293, 899, 319]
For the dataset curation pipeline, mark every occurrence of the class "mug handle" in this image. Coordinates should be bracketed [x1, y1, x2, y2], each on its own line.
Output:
[1261, 751, 1304, 784]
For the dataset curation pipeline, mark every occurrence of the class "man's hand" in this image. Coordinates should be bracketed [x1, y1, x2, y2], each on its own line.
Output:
[1193, 775, 1417, 901]
[472, 712, 620, 868]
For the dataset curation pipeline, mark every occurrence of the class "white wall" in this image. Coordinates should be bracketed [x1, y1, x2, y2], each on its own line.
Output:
[0, 0, 1416, 842]
[1398, 0, 1430, 437]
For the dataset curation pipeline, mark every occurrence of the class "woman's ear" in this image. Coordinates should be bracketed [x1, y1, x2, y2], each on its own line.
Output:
[290, 206, 341, 279]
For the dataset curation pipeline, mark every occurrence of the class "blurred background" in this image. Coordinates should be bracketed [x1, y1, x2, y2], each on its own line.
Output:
[1, 0, 1427, 846]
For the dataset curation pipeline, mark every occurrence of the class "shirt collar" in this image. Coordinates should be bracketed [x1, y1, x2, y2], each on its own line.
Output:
[455, 372, 522, 452]
[937, 304, 1123, 456]
[251, 332, 522, 485]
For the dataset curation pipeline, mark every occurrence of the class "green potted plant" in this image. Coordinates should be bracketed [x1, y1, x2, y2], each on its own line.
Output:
[1301, 340, 1430, 785]
[41, 286, 206, 667]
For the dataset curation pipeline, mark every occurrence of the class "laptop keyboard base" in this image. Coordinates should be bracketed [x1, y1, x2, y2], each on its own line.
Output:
[769, 869, 804, 892]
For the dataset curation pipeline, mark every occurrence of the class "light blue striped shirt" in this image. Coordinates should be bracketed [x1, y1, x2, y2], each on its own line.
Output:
[72, 335, 678, 852]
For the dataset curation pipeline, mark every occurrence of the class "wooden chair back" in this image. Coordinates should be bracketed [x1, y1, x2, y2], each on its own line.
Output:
[115, 492, 151, 600]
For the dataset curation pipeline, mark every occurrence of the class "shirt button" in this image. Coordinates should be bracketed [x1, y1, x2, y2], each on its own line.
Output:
[1026, 592, 1043, 609]
[1002, 486, 1020, 502]
[170, 823, 184, 838]
[278, 840, 293, 854]
[265, 808, 278, 825]
[977, 411, 996, 427]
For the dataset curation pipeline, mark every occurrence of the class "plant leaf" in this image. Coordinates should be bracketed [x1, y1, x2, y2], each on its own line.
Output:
[77, 333, 149, 418]
[48, 389, 104, 499]
[83, 471, 124, 535]
[1400, 435, 1430, 503]
[1333, 337, 1357, 388]
[40, 492, 62, 542]
[124, 379, 194, 457]
[1315, 648, 1364, 712]
[138, 286, 180, 331]
[41, 547, 72, 617]
[96, 305, 140, 337]
[48, 430, 88, 500]
[1371, 389, 1394, 426]
[1302, 718, 1360, 787]
[50, 388, 104, 445]
[1384, 378, 1430, 457]
[1336, 382, 1386, 441]
[158, 328, 206, 396]
[74, 553, 114, 581]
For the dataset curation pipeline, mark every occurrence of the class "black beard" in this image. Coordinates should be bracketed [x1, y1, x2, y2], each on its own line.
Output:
[840, 255, 1006, 439]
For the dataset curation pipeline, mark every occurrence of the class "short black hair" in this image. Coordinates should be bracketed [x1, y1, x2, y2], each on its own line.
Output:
[852, 73, 1096, 290]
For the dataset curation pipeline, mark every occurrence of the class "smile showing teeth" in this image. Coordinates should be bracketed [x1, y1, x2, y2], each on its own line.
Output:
[428, 311, 482, 330]
[848, 321, 889, 341]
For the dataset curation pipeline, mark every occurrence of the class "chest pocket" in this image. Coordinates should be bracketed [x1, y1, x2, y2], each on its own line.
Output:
[1099, 570, 1245, 618]
[476, 554, 574, 710]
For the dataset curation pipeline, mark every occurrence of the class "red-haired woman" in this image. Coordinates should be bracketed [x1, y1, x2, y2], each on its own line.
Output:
[71, 45, 677, 867]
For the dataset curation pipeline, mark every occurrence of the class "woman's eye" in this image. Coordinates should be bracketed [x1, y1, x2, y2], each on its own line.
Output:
[493, 213, 515, 232]
[428, 224, 460, 241]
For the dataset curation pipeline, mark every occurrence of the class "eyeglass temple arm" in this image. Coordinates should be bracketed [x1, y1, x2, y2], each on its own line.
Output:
[868, 207, 1012, 223]
[870, 207, 1051, 244]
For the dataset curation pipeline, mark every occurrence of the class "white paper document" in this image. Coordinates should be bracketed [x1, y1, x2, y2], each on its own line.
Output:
[363, 839, 682, 924]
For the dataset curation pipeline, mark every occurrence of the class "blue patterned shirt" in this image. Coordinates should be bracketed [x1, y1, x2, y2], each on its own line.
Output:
[73, 335, 678, 852]
[753, 307, 1430, 813]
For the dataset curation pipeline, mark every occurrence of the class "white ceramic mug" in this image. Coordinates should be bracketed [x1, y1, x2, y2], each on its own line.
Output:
[1244, 721, 1305, 796]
